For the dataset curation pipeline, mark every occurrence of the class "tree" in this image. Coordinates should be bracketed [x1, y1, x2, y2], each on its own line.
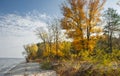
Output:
[50, 19, 63, 58]
[24, 44, 38, 61]
[61, 0, 105, 53]
[36, 27, 48, 55]
[117, 0, 120, 6]
[36, 19, 64, 58]
[103, 8, 120, 53]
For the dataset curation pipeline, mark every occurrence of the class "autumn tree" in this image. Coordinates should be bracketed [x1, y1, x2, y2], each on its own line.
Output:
[103, 8, 120, 53]
[24, 44, 38, 61]
[50, 19, 63, 58]
[36, 27, 48, 55]
[61, 0, 105, 53]
[36, 19, 64, 58]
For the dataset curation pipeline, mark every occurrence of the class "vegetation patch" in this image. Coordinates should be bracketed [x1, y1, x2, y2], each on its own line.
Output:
[23, 0, 120, 76]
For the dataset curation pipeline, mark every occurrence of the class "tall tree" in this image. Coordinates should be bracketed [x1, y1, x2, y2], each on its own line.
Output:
[36, 19, 63, 58]
[103, 8, 120, 53]
[50, 19, 63, 58]
[61, 0, 105, 53]
[36, 27, 48, 56]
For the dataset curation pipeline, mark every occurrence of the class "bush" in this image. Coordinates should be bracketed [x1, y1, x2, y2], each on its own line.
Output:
[41, 60, 52, 70]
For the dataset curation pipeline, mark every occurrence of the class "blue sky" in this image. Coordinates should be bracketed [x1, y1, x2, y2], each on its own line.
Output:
[0, 0, 120, 58]
[0, 0, 64, 16]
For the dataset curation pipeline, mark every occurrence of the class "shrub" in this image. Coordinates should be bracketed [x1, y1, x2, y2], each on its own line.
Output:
[41, 60, 52, 70]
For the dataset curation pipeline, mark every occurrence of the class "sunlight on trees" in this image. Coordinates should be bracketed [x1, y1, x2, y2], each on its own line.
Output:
[23, 0, 120, 75]
[24, 44, 38, 60]
[61, 0, 106, 52]
[35, 19, 67, 58]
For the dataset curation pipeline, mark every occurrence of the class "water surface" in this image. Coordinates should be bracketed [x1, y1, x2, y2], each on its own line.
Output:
[0, 58, 24, 72]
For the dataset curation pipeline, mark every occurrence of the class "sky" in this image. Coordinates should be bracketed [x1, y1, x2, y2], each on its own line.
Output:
[0, 0, 120, 58]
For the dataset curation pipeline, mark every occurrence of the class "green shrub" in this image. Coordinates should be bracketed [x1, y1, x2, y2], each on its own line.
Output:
[41, 60, 52, 70]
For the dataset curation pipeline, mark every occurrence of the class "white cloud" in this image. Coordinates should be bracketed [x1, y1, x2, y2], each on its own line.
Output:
[105, 0, 120, 14]
[0, 11, 50, 58]
[0, 11, 49, 33]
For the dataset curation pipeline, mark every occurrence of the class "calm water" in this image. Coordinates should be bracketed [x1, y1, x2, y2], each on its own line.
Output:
[0, 58, 25, 72]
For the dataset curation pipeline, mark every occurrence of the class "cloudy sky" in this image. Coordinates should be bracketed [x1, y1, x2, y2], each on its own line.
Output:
[0, 0, 120, 58]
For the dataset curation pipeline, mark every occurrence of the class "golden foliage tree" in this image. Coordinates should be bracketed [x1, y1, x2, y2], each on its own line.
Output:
[36, 19, 65, 58]
[24, 44, 38, 60]
[61, 0, 105, 52]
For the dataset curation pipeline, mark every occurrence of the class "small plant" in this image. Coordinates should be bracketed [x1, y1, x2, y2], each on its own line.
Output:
[41, 60, 52, 70]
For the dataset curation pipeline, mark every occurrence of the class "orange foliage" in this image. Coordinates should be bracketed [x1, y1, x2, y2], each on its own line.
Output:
[61, 0, 106, 52]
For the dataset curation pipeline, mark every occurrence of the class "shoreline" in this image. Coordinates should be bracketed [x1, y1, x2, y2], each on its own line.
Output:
[1, 62, 57, 76]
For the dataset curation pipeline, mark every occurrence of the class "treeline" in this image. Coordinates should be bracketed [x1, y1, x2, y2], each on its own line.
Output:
[24, 41, 71, 61]
[23, 0, 120, 63]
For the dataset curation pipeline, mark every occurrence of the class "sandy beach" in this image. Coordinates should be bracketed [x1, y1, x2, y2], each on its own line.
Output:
[0, 62, 57, 76]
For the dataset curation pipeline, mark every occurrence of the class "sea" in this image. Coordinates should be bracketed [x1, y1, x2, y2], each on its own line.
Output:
[0, 58, 25, 73]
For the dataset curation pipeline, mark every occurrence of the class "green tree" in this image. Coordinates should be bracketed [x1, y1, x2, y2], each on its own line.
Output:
[103, 8, 120, 53]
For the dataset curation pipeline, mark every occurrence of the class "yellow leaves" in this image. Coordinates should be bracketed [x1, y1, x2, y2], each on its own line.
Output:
[73, 39, 84, 51]
[61, 0, 106, 52]
[52, 50, 56, 55]
[58, 50, 64, 57]
[71, 54, 77, 59]
[63, 6, 72, 18]
[29, 44, 38, 53]
[90, 26, 102, 33]
[43, 51, 49, 57]
[88, 41, 95, 51]
[24, 44, 38, 59]
[81, 51, 89, 58]
[45, 49, 64, 57]
[41, 42, 71, 58]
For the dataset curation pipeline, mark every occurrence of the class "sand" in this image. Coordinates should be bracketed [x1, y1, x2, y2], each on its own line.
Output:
[0, 62, 57, 76]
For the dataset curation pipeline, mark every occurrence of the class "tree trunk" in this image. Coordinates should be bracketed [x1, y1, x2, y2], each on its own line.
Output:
[109, 32, 113, 53]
